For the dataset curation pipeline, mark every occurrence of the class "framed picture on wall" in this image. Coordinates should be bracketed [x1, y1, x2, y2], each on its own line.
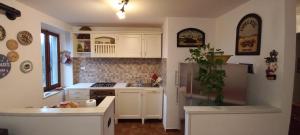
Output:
[235, 13, 262, 55]
[177, 28, 205, 47]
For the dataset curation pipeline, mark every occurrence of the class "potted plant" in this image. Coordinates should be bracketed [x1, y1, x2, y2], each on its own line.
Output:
[185, 43, 231, 105]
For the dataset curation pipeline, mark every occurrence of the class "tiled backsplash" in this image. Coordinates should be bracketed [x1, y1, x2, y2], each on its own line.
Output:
[73, 58, 162, 84]
[160, 58, 167, 87]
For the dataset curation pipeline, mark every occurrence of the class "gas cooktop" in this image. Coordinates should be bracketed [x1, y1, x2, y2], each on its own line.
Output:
[90, 82, 116, 87]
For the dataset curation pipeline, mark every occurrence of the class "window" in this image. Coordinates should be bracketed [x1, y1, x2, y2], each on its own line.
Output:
[41, 30, 60, 92]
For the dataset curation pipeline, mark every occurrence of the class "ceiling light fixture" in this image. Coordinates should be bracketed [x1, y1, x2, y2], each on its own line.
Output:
[116, 0, 129, 19]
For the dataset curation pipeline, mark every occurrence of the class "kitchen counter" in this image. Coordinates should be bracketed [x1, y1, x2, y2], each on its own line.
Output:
[0, 96, 115, 116]
[0, 96, 115, 135]
[184, 105, 282, 135]
[184, 105, 281, 114]
[66, 83, 162, 90]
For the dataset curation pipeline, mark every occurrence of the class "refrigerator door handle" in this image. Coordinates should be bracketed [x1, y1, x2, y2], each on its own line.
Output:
[175, 70, 180, 104]
[176, 87, 179, 104]
[175, 70, 179, 86]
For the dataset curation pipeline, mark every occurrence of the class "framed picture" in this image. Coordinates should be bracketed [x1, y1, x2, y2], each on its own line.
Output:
[235, 13, 262, 55]
[177, 28, 205, 47]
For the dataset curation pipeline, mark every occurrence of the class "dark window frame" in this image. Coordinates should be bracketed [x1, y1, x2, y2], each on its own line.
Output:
[41, 29, 61, 92]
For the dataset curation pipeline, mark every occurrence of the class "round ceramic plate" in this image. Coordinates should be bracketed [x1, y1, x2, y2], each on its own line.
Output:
[6, 39, 18, 50]
[0, 25, 6, 41]
[0, 54, 11, 79]
[20, 60, 33, 73]
[17, 31, 33, 45]
[7, 51, 19, 62]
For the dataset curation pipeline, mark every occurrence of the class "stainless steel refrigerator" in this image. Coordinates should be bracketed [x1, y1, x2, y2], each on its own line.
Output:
[178, 63, 249, 121]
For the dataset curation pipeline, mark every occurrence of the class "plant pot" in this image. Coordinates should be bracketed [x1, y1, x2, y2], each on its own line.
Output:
[207, 55, 233, 63]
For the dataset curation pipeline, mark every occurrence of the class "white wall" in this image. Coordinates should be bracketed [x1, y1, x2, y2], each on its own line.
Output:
[206, 0, 294, 134]
[0, 0, 71, 108]
[162, 0, 296, 133]
[297, 15, 300, 32]
[215, 0, 291, 107]
[162, 17, 216, 129]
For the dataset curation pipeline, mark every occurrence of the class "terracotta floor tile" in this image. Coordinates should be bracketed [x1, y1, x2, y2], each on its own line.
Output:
[115, 120, 183, 135]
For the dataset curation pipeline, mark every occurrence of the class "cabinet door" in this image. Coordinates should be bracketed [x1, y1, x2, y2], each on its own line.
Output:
[43, 92, 63, 106]
[142, 34, 162, 58]
[68, 89, 90, 100]
[117, 34, 142, 58]
[116, 90, 142, 119]
[142, 89, 163, 119]
[91, 34, 117, 57]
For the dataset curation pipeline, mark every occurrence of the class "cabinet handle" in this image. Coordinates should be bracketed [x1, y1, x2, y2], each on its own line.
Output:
[108, 117, 111, 128]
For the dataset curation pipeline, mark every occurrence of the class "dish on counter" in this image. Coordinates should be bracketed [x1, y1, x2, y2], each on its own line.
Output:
[49, 101, 80, 108]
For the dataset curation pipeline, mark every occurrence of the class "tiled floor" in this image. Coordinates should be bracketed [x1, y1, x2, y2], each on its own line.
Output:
[115, 120, 183, 135]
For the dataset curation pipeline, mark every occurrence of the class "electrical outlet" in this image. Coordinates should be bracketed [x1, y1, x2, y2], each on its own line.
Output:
[80, 66, 86, 70]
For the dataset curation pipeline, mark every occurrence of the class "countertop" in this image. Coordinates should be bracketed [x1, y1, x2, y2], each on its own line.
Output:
[0, 96, 115, 116]
[66, 83, 163, 90]
[184, 105, 281, 114]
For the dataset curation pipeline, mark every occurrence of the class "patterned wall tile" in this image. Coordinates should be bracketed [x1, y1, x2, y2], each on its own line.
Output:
[73, 58, 162, 84]
[160, 58, 167, 87]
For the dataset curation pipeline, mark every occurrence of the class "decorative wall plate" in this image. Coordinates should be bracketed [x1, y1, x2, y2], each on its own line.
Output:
[0, 25, 6, 41]
[0, 54, 11, 79]
[7, 51, 19, 62]
[20, 60, 33, 73]
[17, 31, 33, 45]
[6, 39, 18, 50]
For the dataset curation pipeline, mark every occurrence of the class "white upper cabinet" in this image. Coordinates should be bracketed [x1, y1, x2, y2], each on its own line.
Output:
[73, 30, 162, 58]
[117, 34, 142, 58]
[142, 34, 162, 58]
[91, 34, 118, 57]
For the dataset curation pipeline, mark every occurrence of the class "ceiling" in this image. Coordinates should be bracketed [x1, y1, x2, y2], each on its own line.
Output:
[17, 0, 250, 27]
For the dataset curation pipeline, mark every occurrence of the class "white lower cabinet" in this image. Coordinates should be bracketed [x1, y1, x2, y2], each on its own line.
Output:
[115, 88, 163, 124]
[142, 89, 163, 120]
[116, 89, 142, 119]
[66, 89, 90, 107]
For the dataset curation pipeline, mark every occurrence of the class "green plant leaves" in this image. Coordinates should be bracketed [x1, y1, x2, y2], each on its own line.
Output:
[185, 43, 226, 105]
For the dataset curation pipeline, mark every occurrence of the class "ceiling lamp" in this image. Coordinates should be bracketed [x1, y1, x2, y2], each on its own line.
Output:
[116, 0, 129, 19]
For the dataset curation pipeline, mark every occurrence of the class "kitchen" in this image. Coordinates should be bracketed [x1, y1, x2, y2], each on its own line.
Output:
[0, 0, 297, 135]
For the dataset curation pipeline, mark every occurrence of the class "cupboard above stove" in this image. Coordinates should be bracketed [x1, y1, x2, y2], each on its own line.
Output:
[72, 30, 162, 58]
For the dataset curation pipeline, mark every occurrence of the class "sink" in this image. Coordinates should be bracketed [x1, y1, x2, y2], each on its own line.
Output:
[126, 83, 158, 87]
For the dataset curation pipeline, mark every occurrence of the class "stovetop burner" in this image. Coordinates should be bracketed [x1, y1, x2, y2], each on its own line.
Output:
[91, 82, 116, 87]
